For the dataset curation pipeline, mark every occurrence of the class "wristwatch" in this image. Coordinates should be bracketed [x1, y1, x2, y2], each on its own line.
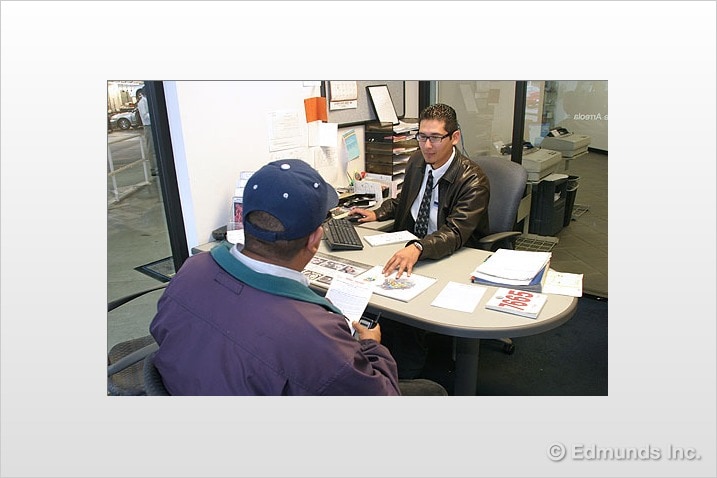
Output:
[406, 239, 423, 254]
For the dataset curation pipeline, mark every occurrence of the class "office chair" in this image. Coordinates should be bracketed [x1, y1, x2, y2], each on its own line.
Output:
[472, 156, 529, 252]
[471, 156, 529, 354]
[107, 284, 168, 395]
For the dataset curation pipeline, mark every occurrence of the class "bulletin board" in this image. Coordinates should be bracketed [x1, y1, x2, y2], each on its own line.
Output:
[324, 81, 405, 126]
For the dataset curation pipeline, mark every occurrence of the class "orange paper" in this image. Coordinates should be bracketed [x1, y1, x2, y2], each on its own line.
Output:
[304, 96, 328, 123]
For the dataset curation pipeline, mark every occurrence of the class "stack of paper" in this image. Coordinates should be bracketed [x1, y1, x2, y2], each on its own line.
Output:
[470, 249, 551, 292]
[393, 120, 418, 134]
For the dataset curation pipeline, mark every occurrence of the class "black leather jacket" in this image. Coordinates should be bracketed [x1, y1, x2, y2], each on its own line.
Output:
[373, 148, 490, 260]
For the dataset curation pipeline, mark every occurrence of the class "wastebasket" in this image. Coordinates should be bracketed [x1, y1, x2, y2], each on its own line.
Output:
[563, 175, 580, 226]
[529, 174, 568, 236]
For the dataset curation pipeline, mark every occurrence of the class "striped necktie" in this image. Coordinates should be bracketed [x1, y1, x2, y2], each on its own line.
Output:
[414, 169, 433, 238]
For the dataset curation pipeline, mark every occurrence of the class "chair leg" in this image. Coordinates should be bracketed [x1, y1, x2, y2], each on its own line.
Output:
[495, 338, 515, 354]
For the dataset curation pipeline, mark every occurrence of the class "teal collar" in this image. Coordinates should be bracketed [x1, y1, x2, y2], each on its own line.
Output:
[209, 243, 342, 315]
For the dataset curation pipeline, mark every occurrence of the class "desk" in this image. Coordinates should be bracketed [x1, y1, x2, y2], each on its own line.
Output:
[191, 226, 578, 395]
[315, 225, 577, 395]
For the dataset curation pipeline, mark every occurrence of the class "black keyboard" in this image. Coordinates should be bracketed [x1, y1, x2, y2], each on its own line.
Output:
[323, 218, 364, 250]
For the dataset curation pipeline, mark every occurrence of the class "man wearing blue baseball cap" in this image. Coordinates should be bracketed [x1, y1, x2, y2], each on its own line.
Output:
[150, 160, 445, 395]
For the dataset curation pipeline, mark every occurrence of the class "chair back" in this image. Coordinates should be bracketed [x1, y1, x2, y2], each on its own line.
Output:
[472, 156, 528, 236]
[107, 284, 168, 395]
[143, 351, 170, 395]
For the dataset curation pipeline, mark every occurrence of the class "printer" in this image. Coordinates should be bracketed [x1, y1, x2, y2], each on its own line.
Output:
[520, 148, 565, 182]
[540, 127, 591, 158]
[499, 141, 564, 182]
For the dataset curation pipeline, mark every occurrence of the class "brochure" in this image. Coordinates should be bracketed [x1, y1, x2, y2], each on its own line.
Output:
[354, 265, 437, 302]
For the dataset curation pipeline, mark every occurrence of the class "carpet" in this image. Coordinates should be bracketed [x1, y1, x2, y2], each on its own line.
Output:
[134, 257, 176, 283]
[421, 295, 608, 396]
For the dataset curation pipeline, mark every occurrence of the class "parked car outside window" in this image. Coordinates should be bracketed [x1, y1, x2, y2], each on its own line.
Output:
[109, 109, 142, 131]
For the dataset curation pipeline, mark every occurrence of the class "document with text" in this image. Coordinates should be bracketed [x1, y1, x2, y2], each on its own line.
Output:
[542, 270, 583, 297]
[325, 275, 373, 335]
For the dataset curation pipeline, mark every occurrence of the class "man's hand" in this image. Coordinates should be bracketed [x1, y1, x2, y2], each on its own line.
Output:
[348, 207, 376, 223]
[382, 244, 421, 278]
[353, 321, 382, 342]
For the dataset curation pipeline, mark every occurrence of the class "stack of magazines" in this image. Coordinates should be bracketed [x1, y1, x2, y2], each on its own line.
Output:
[470, 249, 551, 293]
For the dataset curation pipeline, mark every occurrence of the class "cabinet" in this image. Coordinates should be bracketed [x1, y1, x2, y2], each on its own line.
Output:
[364, 120, 419, 198]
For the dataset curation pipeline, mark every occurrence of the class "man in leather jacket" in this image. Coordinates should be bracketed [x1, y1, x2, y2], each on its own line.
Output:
[350, 103, 490, 379]
[352, 103, 490, 277]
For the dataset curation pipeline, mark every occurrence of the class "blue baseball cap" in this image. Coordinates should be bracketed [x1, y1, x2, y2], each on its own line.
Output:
[243, 159, 338, 242]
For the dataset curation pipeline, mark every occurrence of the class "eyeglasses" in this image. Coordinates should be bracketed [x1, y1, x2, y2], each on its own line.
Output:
[416, 132, 452, 144]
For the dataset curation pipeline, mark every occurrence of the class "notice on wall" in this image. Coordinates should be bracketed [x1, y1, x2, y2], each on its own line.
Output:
[313, 146, 337, 170]
[267, 110, 305, 152]
[308, 121, 338, 147]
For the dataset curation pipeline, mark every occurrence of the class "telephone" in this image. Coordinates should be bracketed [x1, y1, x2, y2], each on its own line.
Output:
[547, 127, 571, 137]
[500, 141, 535, 155]
[338, 193, 377, 208]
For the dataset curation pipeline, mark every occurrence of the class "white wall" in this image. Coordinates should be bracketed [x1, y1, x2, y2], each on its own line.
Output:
[164, 81, 418, 251]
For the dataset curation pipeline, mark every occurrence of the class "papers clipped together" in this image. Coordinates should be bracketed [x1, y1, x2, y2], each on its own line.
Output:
[471, 249, 551, 286]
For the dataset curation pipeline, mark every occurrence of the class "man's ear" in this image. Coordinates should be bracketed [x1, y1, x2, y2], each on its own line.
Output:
[307, 225, 324, 251]
[451, 128, 461, 146]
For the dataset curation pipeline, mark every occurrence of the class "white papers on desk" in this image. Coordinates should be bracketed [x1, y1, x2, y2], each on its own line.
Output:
[363, 230, 418, 247]
[325, 275, 373, 335]
[542, 270, 583, 297]
[431, 282, 488, 313]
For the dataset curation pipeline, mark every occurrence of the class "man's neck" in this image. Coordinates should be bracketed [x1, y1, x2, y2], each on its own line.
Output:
[240, 249, 304, 272]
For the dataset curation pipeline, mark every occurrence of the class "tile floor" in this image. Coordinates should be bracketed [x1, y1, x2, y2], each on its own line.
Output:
[107, 148, 608, 350]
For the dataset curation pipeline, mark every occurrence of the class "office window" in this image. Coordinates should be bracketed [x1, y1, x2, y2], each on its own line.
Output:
[436, 81, 516, 157]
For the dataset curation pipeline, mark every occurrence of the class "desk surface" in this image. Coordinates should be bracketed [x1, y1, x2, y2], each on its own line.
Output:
[192, 225, 577, 340]
[191, 225, 578, 395]
[313, 225, 577, 340]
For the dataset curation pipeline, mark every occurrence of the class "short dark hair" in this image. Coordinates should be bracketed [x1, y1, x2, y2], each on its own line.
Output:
[136, 88, 144, 98]
[243, 210, 308, 261]
[419, 103, 459, 134]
